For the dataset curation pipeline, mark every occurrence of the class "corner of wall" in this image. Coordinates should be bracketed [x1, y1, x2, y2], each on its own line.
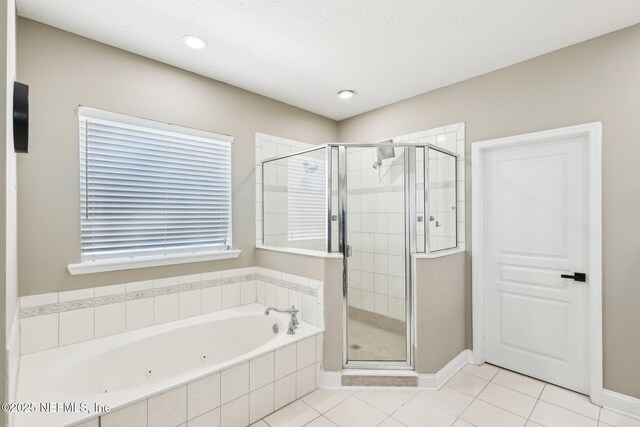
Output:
[2, 0, 19, 412]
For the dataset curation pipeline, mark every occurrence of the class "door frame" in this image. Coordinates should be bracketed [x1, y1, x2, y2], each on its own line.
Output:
[471, 122, 603, 404]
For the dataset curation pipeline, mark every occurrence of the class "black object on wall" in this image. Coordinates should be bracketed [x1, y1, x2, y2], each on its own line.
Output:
[13, 81, 29, 153]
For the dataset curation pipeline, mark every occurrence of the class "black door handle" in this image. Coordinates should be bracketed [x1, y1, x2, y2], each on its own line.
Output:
[561, 272, 586, 282]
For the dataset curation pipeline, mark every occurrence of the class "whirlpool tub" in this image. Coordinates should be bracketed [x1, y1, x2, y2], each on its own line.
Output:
[15, 304, 324, 427]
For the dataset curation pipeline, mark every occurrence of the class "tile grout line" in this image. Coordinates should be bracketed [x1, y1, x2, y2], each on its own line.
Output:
[364, 387, 422, 426]
[475, 372, 545, 424]
[472, 373, 541, 421]
[527, 383, 547, 423]
[532, 383, 604, 423]
[302, 387, 348, 415]
[528, 396, 543, 425]
[534, 396, 603, 423]
[388, 390, 418, 426]
[453, 367, 499, 425]
[463, 370, 603, 425]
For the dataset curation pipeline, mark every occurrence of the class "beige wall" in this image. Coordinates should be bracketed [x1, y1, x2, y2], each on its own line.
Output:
[321, 258, 343, 371]
[414, 254, 466, 373]
[255, 249, 326, 281]
[15, 13, 640, 399]
[16, 18, 338, 295]
[339, 24, 640, 398]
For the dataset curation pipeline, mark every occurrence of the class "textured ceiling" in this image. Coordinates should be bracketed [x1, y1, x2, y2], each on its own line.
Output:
[16, 0, 640, 120]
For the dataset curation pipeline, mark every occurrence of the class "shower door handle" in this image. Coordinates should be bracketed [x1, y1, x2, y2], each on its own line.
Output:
[345, 245, 353, 257]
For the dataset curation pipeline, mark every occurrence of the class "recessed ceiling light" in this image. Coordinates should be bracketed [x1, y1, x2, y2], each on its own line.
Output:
[182, 35, 207, 50]
[338, 90, 355, 99]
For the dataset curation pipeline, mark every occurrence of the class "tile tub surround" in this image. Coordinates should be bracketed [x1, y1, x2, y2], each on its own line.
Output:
[19, 266, 324, 354]
[15, 307, 324, 427]
[99, 334, 325, 427]
[255, 267, 325, 329]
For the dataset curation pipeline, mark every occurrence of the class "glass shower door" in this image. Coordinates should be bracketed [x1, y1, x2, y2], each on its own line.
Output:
[344, 146, 408, 365]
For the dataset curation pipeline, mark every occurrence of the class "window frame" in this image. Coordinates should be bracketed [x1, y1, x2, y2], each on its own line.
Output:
[68, 107, 239, 275]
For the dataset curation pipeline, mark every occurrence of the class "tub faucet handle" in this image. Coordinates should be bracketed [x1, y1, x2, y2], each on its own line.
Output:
[290, 305, 299, 329]
[264, 306, 300, 334]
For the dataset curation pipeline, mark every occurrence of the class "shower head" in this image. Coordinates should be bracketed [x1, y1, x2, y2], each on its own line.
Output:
[372, 140, 395, 169]
[377, 146, 395, 160]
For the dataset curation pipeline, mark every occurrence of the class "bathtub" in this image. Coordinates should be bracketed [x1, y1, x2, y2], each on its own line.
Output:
[14, 303, 323, 427]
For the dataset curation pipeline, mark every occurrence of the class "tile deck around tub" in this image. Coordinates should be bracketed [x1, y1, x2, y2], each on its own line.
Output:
[253, 364, 637, 427]
[19, 266, 325, 354]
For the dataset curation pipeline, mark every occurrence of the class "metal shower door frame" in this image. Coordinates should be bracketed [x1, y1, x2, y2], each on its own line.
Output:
[338, 144, 416, 370]
[260, 142, 459, 371]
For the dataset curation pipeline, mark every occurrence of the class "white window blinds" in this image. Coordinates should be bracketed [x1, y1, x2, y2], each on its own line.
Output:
[287, 152, 326, 241]
[79, 108, 232, 261]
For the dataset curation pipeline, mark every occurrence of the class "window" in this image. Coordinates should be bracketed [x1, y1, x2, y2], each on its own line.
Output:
[74, 107, 234, 271]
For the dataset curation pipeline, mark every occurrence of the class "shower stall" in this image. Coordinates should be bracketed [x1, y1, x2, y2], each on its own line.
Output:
[261, 142, 458, 369]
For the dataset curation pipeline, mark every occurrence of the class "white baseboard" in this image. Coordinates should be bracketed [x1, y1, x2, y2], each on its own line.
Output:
[418, 349, 473, 389]
[321, 370, 342, 388]
[321, 349, 473, 390]
[416, 373, 437, 388]
[602, 389, 640, 421]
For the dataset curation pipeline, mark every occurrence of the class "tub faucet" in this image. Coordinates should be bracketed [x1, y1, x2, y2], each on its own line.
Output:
[264, 305, 299, 335]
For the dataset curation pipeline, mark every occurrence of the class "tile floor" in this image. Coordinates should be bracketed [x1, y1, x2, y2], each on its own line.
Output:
[252, 364, 640, 427]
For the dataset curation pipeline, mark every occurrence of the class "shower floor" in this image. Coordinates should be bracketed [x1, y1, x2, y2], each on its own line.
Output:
[347, 317, 406, 362]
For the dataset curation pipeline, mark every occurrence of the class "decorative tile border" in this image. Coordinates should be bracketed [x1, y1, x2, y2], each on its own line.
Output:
[256, 273, 318, 297]
[255, 267, 324, 328]
[342, 178, 455, 193]
[19, 266, 324, 355]
[347, 184, 404, 195]
[19, 274, 257, 319]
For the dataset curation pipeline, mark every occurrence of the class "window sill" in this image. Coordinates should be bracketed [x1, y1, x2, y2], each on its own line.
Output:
[67, 250, 242, 275]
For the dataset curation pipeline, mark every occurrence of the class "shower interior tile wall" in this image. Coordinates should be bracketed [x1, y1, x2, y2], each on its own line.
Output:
[347, 124, 465, 319]
[403, 123, 465, 251]
[346, 147, 407, 320]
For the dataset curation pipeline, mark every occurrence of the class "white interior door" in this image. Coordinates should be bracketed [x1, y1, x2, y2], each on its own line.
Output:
[482, 135, 590, 393]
